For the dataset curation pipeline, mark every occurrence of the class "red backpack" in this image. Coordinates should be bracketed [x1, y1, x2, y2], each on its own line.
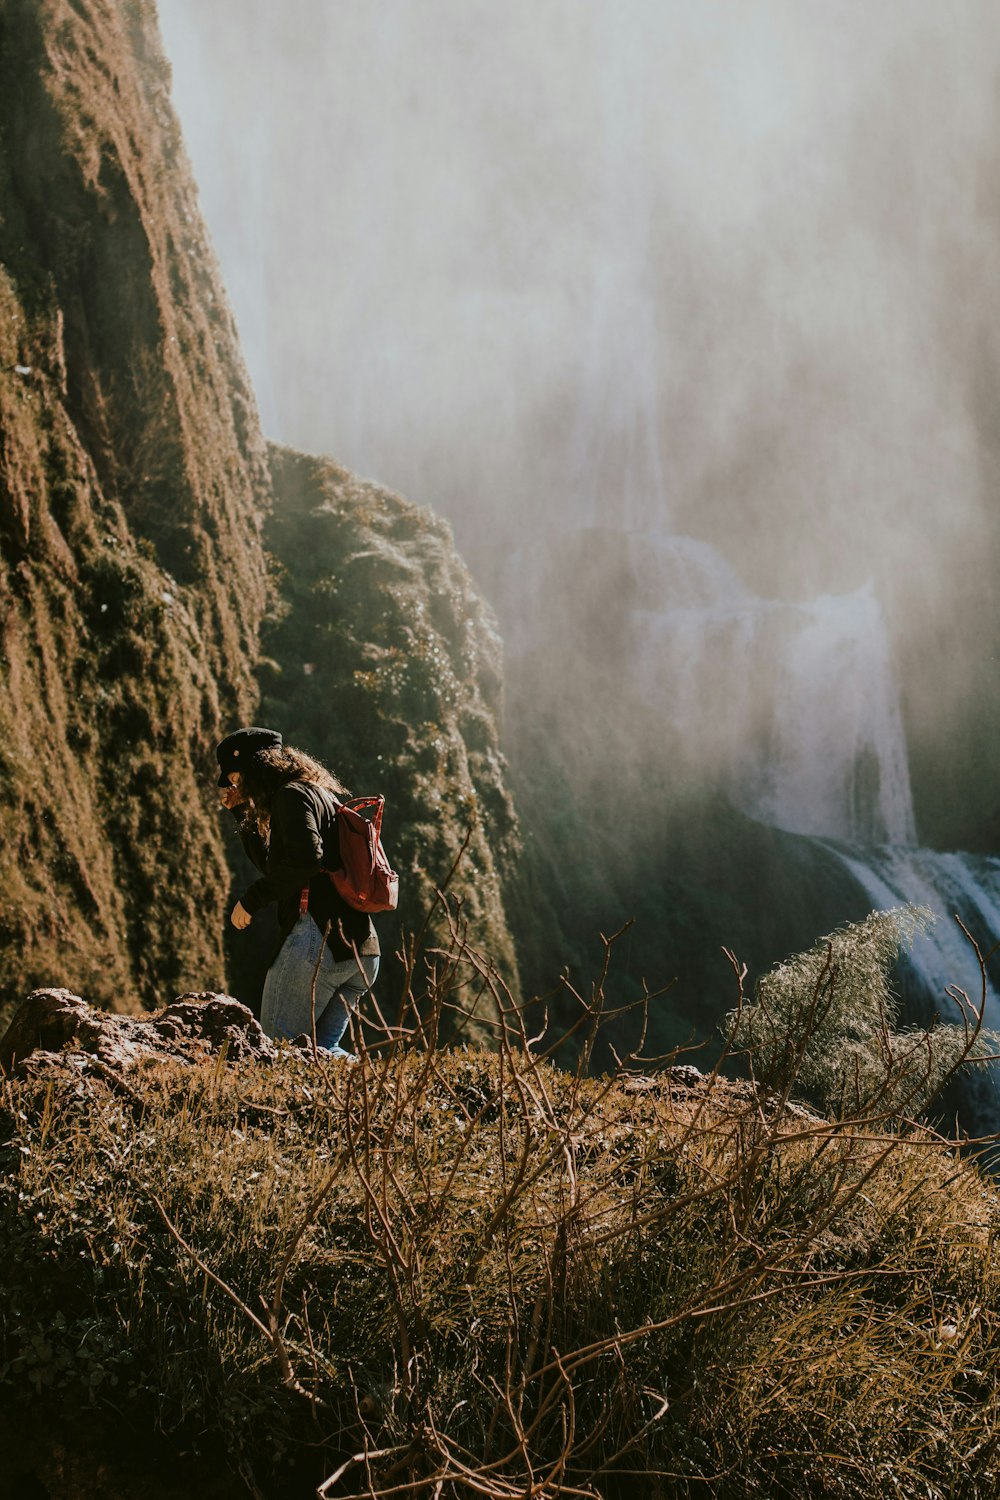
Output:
[328, 795, 399, 914]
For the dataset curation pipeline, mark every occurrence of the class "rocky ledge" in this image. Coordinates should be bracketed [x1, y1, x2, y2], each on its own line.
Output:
[0, 987, 279, 1080]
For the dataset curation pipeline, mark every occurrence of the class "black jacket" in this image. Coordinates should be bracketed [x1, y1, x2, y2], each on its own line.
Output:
[232, 781, 379, 962]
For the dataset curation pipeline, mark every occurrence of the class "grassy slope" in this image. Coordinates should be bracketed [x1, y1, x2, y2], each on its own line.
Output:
[1, 1022, 998, 1500]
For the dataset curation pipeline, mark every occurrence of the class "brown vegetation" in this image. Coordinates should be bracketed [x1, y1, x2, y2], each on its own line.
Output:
[1, 916, 999, 1498]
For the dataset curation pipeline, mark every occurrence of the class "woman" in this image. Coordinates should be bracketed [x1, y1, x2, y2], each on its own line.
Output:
[217, 726, 379, 1057]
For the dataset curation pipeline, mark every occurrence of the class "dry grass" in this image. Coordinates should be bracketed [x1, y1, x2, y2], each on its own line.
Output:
[2, 917, 1000, 1499]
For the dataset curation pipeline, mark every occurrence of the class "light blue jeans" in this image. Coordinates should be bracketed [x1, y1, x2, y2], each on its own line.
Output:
[260, 913, 379, 1058]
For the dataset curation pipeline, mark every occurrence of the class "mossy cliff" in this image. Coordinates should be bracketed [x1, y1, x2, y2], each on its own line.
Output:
[0, 0, 522, 1025]
[243, 445, 520, 1013]
[0, 0, 271, 1021]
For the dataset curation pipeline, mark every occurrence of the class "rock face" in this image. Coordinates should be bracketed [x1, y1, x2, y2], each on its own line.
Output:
[0, 0, 271, 1023]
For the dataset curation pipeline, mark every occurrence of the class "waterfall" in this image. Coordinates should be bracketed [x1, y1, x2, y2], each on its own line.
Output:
[630, 536, 916, 844]
[525, 234, 1000, 1129]
[496, 457, 1000, 1128]
[615, 524, 1000, 1132]
[818, 840, 1000, 1015]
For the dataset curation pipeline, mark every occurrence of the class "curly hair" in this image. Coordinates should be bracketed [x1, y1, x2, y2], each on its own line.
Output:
[235, 745, 349, 839]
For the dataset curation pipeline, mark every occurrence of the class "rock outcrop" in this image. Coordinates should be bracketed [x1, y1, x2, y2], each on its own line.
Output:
[0, 986, 275, 1079]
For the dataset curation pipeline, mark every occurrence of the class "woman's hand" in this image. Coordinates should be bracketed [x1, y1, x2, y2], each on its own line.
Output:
[230, 901, 252, 930]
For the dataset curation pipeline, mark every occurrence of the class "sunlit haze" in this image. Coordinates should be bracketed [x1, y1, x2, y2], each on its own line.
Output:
[158, 0, 1000, 850]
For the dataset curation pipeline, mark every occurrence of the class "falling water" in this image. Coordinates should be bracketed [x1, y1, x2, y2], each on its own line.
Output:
[611, 520, 1000, 1131]
[819, 841, 1000, 1015]
[629, 540, 916, 845]
[552, 208, 1000, 1096]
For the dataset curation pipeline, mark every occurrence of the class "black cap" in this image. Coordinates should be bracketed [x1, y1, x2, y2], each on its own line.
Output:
[216, 727, 282, 786]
